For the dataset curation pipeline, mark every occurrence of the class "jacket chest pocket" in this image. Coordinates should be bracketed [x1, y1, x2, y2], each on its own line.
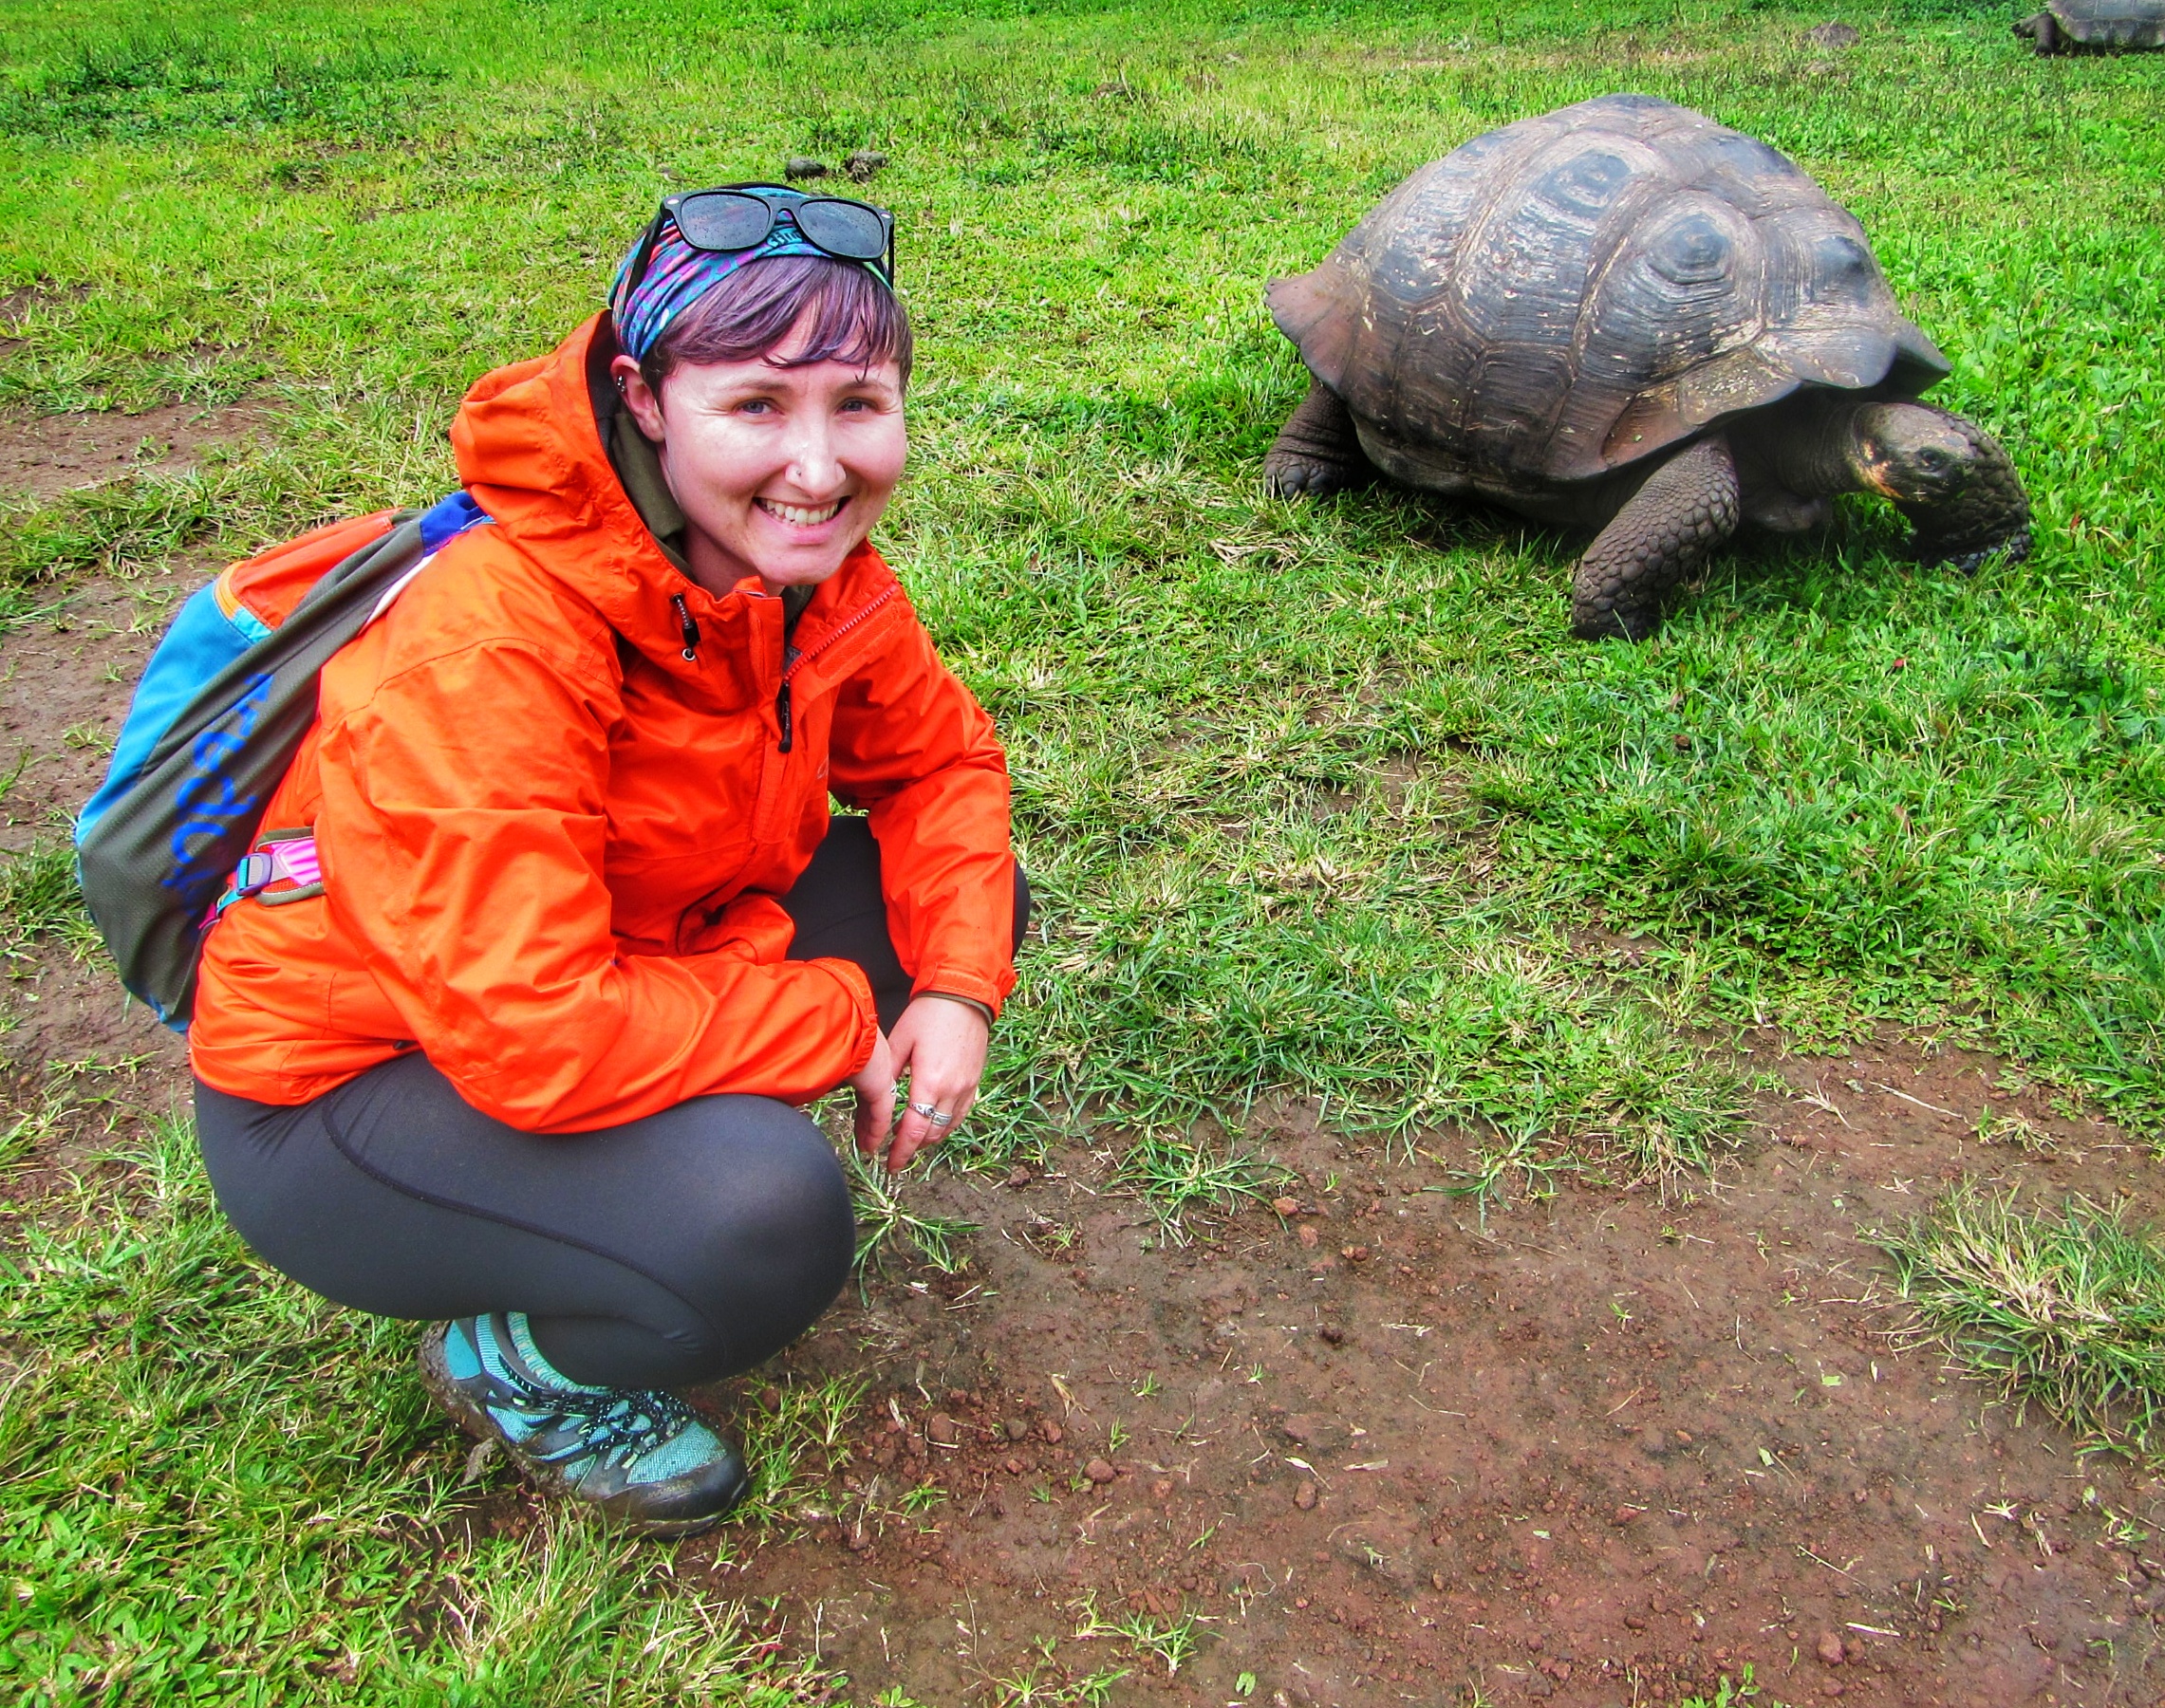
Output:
[748, 692, 828, 844]
[744, 732, 813, 844]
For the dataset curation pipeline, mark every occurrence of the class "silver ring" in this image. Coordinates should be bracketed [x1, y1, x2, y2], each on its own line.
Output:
[909, 1101, 940, 1121]
[929, 1109, 955, 1127]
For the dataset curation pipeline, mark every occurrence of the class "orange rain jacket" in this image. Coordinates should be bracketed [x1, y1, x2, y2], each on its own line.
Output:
[189, 315, 1017, 1132]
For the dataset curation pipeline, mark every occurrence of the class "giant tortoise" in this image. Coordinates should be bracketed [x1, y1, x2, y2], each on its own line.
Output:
[2015, 0, 2165, 52]
[1263, 95, 2031, 640]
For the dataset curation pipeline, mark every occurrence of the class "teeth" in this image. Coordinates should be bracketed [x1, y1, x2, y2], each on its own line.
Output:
[761, 498, 844, 527]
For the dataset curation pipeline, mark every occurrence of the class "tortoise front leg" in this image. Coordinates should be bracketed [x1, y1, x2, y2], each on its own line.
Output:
[1263, 380, 1373, 498]
[2015, 10, 2062, 51]
[1571, 436, 1741, 641]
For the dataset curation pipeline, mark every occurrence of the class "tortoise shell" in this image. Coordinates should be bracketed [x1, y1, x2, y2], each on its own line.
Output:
[2040, 0, 2165, 45]
[1267, 94, 1950, 491]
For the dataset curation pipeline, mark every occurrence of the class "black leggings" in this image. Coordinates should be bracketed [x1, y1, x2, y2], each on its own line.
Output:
[194, 819, 1028, 1390]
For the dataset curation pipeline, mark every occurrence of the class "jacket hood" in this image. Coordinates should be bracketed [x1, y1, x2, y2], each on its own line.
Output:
[447, 313, 892, 689]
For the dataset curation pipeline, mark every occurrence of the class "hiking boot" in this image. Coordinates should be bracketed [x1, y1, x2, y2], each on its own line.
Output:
[418, 1312, 748, 1538]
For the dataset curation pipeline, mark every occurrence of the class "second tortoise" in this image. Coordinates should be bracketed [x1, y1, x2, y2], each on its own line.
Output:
[2015, 0, 2165, 51]
[1264, 95, 2031, 640]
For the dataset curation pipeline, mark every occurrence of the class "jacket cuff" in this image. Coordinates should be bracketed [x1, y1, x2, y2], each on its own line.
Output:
[910, 965, 1010, 1018]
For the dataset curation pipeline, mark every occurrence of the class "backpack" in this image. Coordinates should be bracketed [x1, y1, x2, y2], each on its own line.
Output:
[76, 491, 495, 1029]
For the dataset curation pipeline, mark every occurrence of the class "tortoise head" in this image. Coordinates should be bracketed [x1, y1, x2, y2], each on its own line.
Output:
[1849, 401, 2032, 571]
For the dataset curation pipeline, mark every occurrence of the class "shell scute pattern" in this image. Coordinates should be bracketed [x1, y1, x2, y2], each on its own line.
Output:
[1269, 95, 1952, 493]
[1669, 128, 1805, 215]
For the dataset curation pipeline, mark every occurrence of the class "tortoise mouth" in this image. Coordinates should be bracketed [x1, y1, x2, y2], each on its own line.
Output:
[1914, 523, 2033, 572]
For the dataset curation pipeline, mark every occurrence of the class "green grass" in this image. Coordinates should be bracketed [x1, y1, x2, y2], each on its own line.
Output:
[1, 1106, 863, 1703]
[0, 0, 2158, 1699]
[1673, 1671, 1782, 1708]
[846, 1139, 980, 1273]
[0, 842, 99, 957]
[1, 0, 2160, 1157]
[1885, 1183, 2165, 1457]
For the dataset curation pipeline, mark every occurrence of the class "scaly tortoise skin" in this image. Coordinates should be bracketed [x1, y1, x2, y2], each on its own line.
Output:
[2015, 0, 2165, 52]
[1263, 94, 2031, 640]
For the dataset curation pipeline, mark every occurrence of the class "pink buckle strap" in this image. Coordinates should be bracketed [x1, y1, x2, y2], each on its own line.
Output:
[208, 832, 324, 924]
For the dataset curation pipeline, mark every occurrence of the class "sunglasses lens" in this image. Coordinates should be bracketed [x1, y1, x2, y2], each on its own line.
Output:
[795, 199, 888, 261]
[674, 192, 773, 251]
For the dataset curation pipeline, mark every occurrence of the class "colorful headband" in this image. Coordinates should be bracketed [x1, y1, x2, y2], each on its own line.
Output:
[608, 216, 834, 362]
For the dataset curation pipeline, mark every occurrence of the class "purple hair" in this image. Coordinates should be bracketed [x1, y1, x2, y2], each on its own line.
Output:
[637, 255, 913, 396]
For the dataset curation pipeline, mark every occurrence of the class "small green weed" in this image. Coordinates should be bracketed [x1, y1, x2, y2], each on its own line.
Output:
[1975, 1105, 2062, 1155]
[1672, 1668, 1774, 1707]
[733, 1371, 871, 1523]
[1113, 1131, 1287, 1240]
[1440, 1120, 1580, 1215]
[847, 1145, 980, 1276]
[1070, 1592, 1203, 1676]
[1885, 1184, 2165, 1457]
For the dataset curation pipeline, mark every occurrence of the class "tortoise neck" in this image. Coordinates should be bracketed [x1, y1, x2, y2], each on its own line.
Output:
[1752, 394, 1869, 498]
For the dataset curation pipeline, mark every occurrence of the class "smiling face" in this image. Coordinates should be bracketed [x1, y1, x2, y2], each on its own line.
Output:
[611, 318, 907, 599]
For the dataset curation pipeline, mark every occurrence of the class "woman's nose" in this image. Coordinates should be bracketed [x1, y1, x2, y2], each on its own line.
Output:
[782, 418, 846, 493]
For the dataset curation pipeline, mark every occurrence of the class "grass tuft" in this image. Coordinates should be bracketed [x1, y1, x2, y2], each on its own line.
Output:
[847, 1144, 980, 1276]
[1113, 1130, 1287, 1241]
[0, 840, 100, 959]
[1884, 1183, 2165, 1457]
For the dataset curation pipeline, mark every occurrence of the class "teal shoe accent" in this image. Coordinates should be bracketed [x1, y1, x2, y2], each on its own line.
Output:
[419, 1314, 748, 1537]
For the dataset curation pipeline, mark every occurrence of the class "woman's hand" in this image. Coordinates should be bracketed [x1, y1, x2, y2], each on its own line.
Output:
[881, 996, 991, 1173]
[848, 1030, 898, 1160]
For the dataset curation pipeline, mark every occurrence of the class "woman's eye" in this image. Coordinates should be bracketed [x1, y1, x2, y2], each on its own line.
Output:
[737, 399, 775, 416]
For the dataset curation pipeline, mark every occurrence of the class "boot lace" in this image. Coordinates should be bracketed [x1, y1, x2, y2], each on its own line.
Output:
[483, 1358, 701, 1468]
[562, 1389, 700, 1463]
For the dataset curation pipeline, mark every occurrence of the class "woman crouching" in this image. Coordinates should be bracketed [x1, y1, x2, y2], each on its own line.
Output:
[186, 186, 1024, 1536]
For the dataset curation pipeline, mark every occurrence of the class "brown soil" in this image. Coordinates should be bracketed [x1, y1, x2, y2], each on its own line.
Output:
[0, 399, 271, 506]
[667, 1053, 2165, 1708]
[0, 574, 194, 1089]
[9, 592, 2165, 1707]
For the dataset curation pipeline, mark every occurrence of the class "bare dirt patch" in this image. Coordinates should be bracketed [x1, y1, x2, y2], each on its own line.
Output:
[0, 572, 197, 1090]
[0, 399, 272, 506]
[637, 1045, 2165, 1708]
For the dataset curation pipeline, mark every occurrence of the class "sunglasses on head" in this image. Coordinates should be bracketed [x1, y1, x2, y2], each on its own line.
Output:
[619, 183, 896, 304]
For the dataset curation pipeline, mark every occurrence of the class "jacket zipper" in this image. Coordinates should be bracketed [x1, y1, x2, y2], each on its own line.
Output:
[774, 581, 899, 756]
[669, 592, 701, 661]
